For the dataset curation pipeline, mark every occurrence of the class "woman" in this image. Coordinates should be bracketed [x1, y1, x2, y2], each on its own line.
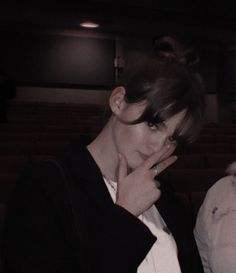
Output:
[2, 36, 204, 273]
[194, 162, 236, 273]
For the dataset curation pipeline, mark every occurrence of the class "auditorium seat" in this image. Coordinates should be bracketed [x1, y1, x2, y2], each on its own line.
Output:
[195, 135, 216, 143]
[201, 127, 236, 135]
[168, 168, 224, 192]
[0, 123, 42, 133]
[0, 132, 38, 142]
[215, 134, 236, 143]
[35, 141, 69, 156]
[7, 101, 37, 123]
[170, 154, 205, 169]
[43, 124, 85, 134]
[0, 155, 29, 174]
[37, 132, 82, 142]
[0, 142, 36, 155]
[188, 143, 230, 154]
[205, 154, 235, 168]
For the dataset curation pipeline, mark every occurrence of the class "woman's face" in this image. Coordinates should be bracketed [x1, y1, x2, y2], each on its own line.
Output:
[112, 101, 185, 170]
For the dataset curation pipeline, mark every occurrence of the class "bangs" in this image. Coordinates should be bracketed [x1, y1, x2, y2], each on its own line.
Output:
[130, 105, 202, 145]
[173, 112, 203, 145]
[122, 61, 205, 145]
[126, 78, 204, 145]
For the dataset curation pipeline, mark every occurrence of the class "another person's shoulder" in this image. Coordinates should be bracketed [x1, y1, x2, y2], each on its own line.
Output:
[207, 175, 233, 196]
[201, 175, 233, 209]
[205, 160, 236, 204]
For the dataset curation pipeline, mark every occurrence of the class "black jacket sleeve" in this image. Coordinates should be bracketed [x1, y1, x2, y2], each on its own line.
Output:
[2, 161, 156, 273]
[156, 177, 204, 273]
[2, 163, 80, 273]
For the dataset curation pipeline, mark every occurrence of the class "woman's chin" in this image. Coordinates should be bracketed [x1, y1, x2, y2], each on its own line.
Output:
[128, 159, 145, 171]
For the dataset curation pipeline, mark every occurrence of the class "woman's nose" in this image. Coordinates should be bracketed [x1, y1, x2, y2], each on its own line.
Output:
[149, 132, 170, 152]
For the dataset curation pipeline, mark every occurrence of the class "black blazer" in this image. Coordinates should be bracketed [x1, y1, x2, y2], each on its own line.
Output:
[2, 143, 203, 273]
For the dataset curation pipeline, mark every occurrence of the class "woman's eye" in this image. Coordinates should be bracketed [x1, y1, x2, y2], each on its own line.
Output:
[168, 136, 177, 145]
[147, 122, 158, 131]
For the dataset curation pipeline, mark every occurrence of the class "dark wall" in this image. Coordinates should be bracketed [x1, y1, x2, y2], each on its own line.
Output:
[0, 31, 115, 88]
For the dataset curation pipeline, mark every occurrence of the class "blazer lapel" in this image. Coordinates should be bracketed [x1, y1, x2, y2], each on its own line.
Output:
[62, 143, 114, 210]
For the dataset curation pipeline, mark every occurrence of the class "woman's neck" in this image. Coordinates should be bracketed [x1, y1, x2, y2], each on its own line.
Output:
[87, 119, 118, 182]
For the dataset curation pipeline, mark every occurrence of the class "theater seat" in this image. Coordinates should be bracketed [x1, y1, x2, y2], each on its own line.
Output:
[35, 141, 68, 156]
[168, 168, 224, 192]
[188, 143, 230, 154]
[169, 154, 205, 169]
[0, 155, 29, 174]
[0, 142, 35, 156]
[205, 154, 235, 168]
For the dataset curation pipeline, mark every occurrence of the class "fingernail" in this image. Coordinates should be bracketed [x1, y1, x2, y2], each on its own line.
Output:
[118, 153, 122, 160]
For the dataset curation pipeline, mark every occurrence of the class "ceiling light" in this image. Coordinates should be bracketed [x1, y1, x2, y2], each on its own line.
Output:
[80, 21, 99, 28]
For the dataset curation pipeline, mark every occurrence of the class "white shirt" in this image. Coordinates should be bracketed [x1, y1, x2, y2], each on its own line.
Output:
[103, 177, 182, 273]
[194, 175, 236, 273]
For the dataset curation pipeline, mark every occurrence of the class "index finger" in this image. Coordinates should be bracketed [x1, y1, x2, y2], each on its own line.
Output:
[153, 155, 177, 175]
[140, 145, 173, 170]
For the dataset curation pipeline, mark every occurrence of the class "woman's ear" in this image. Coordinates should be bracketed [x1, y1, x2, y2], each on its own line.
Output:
[109, 86, 126, 116]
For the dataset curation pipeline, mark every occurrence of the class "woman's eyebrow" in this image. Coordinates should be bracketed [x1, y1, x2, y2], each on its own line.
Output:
[160, 121, 168, 129]
[155, 122, 167, 131]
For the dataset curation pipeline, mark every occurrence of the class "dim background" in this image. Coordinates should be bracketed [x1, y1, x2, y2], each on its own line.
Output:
[1, 1, 236, 122]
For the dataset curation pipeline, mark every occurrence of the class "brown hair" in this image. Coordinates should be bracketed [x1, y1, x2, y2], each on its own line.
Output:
[119, 36, 205, 144]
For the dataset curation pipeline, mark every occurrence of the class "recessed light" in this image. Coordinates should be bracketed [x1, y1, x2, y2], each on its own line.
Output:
[80, 21, 99, 28]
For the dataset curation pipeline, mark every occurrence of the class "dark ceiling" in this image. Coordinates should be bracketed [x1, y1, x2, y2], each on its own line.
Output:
[1, 1, 236, 38]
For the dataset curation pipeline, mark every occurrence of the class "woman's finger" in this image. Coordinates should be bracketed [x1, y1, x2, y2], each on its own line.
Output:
[152, 155, 177, 176]
[158, 143, 177, 162]
[140, 144, 173, 171]
[117, 153, 128, 183]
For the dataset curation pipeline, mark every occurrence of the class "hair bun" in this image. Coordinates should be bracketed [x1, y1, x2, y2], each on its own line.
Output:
[153, 36, 199, 69]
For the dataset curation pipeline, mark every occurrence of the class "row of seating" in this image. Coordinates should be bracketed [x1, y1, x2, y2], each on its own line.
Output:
[1, 102, 236, 227]
[1, 140, 235, 155]
[171, 153, 235, 168]
[6, 101, 107, 125]
[201, 126, 236, 134]
[1, 127, 236, 141]
[0, 156, 222, 204]
[0, 137, 95, 156]
[0, 149, 228, 176]
[7, 101, 106, 115]
[2, 121, 236, 133]
[179, 142, 236, 154]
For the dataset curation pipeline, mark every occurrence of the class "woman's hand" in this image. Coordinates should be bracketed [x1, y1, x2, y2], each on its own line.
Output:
[115, 145, 177, 216]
